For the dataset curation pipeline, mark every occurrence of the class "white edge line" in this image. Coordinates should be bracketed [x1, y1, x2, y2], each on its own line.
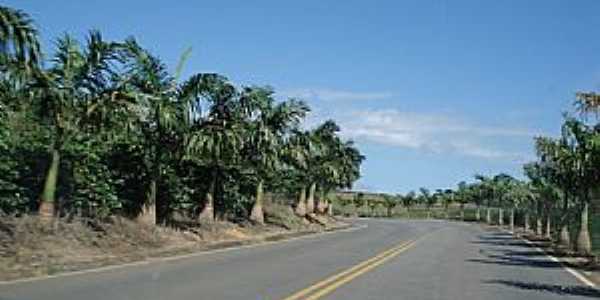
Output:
[0, 223, 367, 286]
[500, 228, 597, 288]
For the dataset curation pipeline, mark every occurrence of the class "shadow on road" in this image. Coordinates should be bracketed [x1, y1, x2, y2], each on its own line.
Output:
[500, 249, 545, 257]
[483, 279, 600, 298]
[467, 232, 564, 270]
[467, 256, 562, 269]
[470, 231, 600, 297]
[470, 239, 540, 248]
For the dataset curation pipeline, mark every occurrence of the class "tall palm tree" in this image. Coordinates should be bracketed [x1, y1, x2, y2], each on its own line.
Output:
[535, 135, 577, 246]
[307, 120, 363, 214]
[120, 38, 185, 225]
[240, 87, 309, 224]
[33, 32, 128, 218]
[283, 130, 313, 217]
[0, 5, 41, 71]
[475, 174, 494, 224]
[184, 74, 242, 222]
[562, 118, 596, 254]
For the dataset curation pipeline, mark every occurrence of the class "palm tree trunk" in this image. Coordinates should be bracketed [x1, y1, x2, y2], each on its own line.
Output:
[460, 204, 465, 221]
[295, 186, 307, 217]
[498, 208, 504, 226]
[250, 180, 265, 224]
[39, 148, 60, 219]
[486, 207, 491, 224]
[576, 201, 592, 255]
[475, 207, 481, 222]
[545, 214, 551, 239]
[559, 191, 570, 247]
[137, 179, 157, 225]
[536, 217, 543, 236]
[306, 182, 316, 214]
[510, 208, 515, 232]
[316, 190, 326, 214]
[559, 224, 570, 247]
[327, 200, 333, 216]
[198, 175, 216, 222]
[524, 212, 530, 232]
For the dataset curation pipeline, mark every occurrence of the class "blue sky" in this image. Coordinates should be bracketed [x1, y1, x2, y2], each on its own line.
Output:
[12, 0, 600, 193]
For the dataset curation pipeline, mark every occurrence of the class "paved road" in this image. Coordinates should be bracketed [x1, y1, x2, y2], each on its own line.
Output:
[1, 219, 598, 300]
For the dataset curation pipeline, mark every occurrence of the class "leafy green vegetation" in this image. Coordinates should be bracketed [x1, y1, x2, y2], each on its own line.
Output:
[0, 5, 364, 226]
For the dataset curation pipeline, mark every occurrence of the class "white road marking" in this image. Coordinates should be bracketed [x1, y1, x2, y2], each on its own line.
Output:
[0, 223, 367, 285]
[501, 228, 597, 288]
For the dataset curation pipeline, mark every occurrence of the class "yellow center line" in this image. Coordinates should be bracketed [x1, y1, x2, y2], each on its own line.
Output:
[281, 240, 413, 300]
[304, 240, 416, 300]
[281, 229, 440, 300]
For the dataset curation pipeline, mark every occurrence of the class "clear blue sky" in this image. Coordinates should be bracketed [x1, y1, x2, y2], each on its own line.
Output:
[12, 0, 600, 193]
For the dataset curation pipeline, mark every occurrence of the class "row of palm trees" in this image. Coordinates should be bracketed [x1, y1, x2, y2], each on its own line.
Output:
[388, 98, 599, 255]
[0, 5, 364, 225]
[338, 95, 598, 255]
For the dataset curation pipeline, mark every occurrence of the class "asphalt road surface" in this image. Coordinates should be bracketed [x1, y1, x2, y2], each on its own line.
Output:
[2, 219, 599, 300]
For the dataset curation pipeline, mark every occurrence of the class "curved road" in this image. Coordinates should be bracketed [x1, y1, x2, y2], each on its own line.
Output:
[1, 219, 598, 300]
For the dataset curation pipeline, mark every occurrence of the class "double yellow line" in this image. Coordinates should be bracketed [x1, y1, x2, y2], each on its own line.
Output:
[282, 239, 416, 300]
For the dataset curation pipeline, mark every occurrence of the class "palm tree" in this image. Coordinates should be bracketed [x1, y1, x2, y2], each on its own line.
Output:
[240, 87, 309, 224]
[0, 5, 41, 70]
[456, 181, 470, 221]
[402, 191, 416, 218]
[322, 140, 363, 213]
[318, 130, 363, 214]
[183, 74, 242, 222]
[305, 120, 348, 214]
[493, 174, 515, 226]
[533, 116, 598, 252]
[382, 194, 398, 217]
[283, 130, 313, 217]
[475, 174, 494, 224]
[120, 38, 186, 225]
[524, 161, 560, 238]
[33, 32, 129, 219]
[420, 187, 434, 218]
[535, 135, 576, 246]
[562, 118, 596, 254]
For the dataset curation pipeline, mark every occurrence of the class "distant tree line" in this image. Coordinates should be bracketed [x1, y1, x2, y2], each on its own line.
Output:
[334, 97, 599, 255]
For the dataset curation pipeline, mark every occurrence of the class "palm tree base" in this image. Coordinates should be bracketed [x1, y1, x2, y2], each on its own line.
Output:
[544, 220, 552, 239]
[198, 202, 214, 222]
[38, 201, 55, 220]
[576, 230, 592, 255]
[295, 200, 307, 217]
[250, 203, 264, 225]
[559, 225, 570, 247]
[316, 200, 327, 214]
[305, 200, 315, 215]
[136, 203, 156, 226]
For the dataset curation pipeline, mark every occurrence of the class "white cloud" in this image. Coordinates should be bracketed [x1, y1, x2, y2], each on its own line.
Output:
[280, 88, 393, 102]
[336, 109, 536, 160]
[279, 86, 536, 161]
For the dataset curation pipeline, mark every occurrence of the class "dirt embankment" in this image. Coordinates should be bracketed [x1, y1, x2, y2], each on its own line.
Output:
[0, 204, 348, 281]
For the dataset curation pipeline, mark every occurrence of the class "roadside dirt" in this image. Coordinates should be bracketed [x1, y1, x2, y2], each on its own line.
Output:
[0, 210, 348, 281]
